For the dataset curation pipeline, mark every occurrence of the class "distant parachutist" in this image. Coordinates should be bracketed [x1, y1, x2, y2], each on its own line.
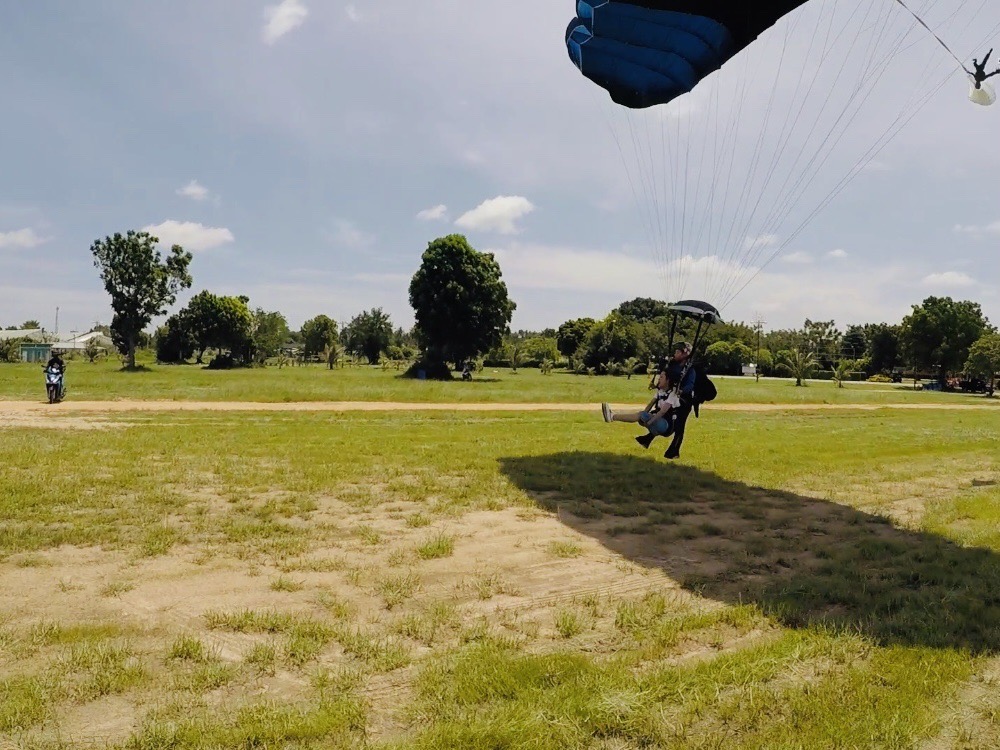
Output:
[971, 49, 1000, 89]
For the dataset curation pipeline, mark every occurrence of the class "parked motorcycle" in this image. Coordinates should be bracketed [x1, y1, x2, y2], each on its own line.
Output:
[44, 365, 66, 404]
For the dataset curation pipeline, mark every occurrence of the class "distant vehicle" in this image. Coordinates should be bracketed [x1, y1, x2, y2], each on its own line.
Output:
[958, 377, 988, 394]
[44, 365, 65, 404]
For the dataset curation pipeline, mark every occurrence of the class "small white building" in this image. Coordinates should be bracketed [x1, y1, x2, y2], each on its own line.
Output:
[742, 363, 757, 377]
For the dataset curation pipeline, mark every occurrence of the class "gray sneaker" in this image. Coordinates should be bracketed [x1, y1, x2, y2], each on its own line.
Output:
[601, 403, 613, 423]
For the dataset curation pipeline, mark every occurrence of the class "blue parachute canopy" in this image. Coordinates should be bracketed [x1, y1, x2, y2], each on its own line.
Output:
[566, 1, 809, 108]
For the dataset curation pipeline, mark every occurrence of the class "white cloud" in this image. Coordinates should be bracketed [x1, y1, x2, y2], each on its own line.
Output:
[328, 219, 374, 249]
[176, 180, 210, 201]
[416, 204, 448, 221]
[781, 251, 813, 264]
[744, 234, 779, 251]
[489, 243, 752, 297]
[345, 4, 362, 22]
[455, 196, 535, 235]
[827, 248, 848, 259]
[953, 221, 1000, 237]
[922, 271, 976, 288]
[142, 220, 235, 251]
[491, 244, 654, 293]
[261, 0, 308, 45]
[0, 228, 49, 249]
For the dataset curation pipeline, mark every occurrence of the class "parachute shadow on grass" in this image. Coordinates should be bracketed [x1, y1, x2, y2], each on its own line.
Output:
[499, 452, 1000, 654]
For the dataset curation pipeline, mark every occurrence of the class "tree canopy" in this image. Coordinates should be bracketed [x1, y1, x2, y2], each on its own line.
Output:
[408, 234, 515, 369]
[91, 230, 192, 368]
[556, 318, 597, 358]
[965, 333, 1000, 391]
[300, 315, 339, 358]
[183, 291, 254, 363]
[343, 308, 393, 364]
[615, 297, 669, 323]
[900, 297, 993, 381]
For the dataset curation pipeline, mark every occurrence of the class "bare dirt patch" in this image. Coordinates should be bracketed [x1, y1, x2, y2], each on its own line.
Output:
[1, 398, 996, 419]
[0, 505, 701, 745]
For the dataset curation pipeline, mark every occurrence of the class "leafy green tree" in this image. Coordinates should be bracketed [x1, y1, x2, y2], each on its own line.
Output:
[0, 337, 25, 362]
[702, 321, 756, 349]
[764, 328, 807, 356]
[615, 297, 669, 323]
[900, 297, 993, 383]
[841, 325, 867, 360]
[343, 308, 393, 363]
[505, 337, 526, 372]
[864, 323, 901, 375]
[754, 348, 775, 376]
[408, 235, 515, 371]
[181, 291, 254, 363]
[704, 341, 752, 375]
[251, 309, 290, 365]
[638, 317, 673, 361]
[91, 230, 193, 368]
[582, 313, 642, 372]
[155, 317, 197, 363]
[965, 333, 1000, 394]
[300, 315, 339, 358]
[802, 319, 841, 368]
[523, 336, 559, 366]
[556, 318, 597, 357]
[21, 320, 41, 329]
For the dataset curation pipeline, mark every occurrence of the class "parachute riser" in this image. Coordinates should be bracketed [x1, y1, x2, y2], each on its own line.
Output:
[663, 300, 721, 397]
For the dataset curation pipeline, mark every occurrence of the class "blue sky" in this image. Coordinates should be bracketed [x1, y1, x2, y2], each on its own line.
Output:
[2, 0, 999, 337]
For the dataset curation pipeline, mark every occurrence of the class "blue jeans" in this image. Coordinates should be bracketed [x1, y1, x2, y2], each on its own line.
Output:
[640, 411, 673, 436]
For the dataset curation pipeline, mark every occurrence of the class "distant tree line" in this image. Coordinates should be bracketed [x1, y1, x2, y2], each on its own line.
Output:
[14, 229, 998, 391]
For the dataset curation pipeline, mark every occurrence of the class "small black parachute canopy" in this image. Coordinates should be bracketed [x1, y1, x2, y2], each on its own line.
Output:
[668, 300, 722, 325]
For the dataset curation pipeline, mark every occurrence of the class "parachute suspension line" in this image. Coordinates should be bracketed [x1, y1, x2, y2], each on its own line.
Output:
[893, 0, 973, 74]
[724, 0, 996, 307]
[680, 60, 720, 300]
[715, 4, 836, 299]
[721, 0, 899, 304]
[718, 0, 917, 307]
[715, 3, 843, 305]
[594, 89, 670, 293]
[634, 103, 665, 284]
[697, 76, 728, 300]
[716, 21, 792, 280]
[719, 6, 911, 305]
[705, 51, 756, 303]
[744, 0, 989, 281]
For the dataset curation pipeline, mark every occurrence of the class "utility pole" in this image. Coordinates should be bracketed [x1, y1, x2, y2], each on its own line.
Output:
[752, 313, 766, 383]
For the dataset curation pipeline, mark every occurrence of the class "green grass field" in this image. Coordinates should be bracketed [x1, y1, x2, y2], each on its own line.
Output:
[2, 365, 1000, 748]
[1, 357, 995, 406]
